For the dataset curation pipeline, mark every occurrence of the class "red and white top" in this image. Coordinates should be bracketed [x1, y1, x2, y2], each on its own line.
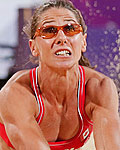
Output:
[0, 65, 93, 150]
[30, 65, 93, 150]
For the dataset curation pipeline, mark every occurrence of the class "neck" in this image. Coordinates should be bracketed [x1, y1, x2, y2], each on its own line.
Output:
[38, 63, 80, 105]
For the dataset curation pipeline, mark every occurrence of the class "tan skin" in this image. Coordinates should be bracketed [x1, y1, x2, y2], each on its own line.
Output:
[0, 8, 120, 150]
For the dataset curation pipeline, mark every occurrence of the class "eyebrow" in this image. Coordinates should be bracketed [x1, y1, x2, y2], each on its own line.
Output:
[42, 20, 56, 26]
[64, 19, 76, 23]
[42, 18, 76, 26]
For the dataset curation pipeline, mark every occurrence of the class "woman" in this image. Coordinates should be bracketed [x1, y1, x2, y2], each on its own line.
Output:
[0, 0, 120, 150]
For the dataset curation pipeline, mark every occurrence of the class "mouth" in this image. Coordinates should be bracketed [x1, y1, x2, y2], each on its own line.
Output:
[55, 49, 72, 57]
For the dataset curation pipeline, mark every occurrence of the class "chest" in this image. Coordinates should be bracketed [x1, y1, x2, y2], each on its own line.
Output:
[39, 98, 80, 142]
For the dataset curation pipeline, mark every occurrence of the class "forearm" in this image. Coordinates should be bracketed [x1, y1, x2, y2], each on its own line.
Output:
[6, 123, 50, 150]
[92, 107, 120, 150]
[13, 137, 50, 150]
[101, 114, 120, 150]
[13, 138, 50, 150]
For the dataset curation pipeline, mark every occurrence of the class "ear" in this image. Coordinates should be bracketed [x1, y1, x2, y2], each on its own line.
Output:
[81, 33, 87, 53]
[29, 39, 39, 57]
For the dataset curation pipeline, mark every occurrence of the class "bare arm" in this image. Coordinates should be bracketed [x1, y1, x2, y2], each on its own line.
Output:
[0, 83, 50, 150]
[85, 78, 120, 150]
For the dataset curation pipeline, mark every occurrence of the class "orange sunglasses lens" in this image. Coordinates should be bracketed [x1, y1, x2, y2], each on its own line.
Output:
[33, 24, 83, 39]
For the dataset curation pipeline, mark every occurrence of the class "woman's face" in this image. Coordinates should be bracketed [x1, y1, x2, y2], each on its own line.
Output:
[30, 7, 87, 69]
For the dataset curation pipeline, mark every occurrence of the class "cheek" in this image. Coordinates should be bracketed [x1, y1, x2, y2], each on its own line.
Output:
[36, 38, 52, 56]
[37, 38, 51, 49]
[71, 34, 83, 55]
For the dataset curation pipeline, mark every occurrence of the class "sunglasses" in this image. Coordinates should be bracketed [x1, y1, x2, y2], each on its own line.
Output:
[33, 23, 83, 39]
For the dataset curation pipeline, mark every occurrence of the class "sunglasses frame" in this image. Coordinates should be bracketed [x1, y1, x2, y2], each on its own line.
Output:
[33, 23, 83, 39]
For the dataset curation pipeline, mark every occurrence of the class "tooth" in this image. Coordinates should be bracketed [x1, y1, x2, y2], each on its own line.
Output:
[56, 50, 70, 56]
[63, 51, 66, 55]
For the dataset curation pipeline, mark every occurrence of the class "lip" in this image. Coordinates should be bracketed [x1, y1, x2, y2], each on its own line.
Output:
[54, 48, 72, 57]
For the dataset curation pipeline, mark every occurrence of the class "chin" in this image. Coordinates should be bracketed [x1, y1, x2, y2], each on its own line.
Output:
[50, 61, 77, 71]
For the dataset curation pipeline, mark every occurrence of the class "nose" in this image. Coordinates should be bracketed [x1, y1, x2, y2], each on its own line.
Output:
[55, 30, 67, 45]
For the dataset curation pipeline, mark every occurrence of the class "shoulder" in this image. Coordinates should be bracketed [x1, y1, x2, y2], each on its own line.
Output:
[83, 66, 118, 115]
[83, 66, 106, 82]
[83, 66, 117, 95]
[0, 69, 36, 122]
[0, 69, 31, 104]
[1, 69, 30, 89]
[83, 66, 117, 92]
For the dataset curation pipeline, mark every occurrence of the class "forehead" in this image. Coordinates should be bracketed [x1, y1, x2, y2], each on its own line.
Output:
[38, 7, 78, 26]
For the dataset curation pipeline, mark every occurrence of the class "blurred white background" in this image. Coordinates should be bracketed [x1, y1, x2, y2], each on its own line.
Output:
[0, 0, 50, 46]
[0, 0, 48, 79]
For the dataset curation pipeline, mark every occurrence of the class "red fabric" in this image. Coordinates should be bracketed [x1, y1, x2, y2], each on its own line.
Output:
[0, 122, 14, 148]
[30, 68, 45, 124]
